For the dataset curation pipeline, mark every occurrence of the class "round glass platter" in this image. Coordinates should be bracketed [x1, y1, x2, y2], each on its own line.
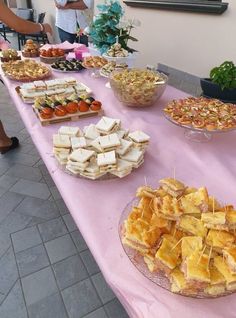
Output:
[164, 112, 236, 142]
[118, 198, 234, 299]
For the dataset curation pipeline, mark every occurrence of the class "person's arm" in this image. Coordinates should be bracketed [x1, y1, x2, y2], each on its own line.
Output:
[0, 0, 52, 34]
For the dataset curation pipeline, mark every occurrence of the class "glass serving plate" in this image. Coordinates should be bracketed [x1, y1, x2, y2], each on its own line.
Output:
[164, 113, 236, 142]
[118, 198, 234, 299]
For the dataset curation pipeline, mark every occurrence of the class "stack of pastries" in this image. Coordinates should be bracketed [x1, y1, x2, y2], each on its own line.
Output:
[122, 178, 236, 297]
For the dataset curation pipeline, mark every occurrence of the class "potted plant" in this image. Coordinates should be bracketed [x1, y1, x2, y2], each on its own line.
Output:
[89, 0, 139, 55]
[200, 61, 236, 102]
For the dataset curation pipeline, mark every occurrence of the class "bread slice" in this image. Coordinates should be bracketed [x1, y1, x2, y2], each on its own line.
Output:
[181, 236, 203, 260]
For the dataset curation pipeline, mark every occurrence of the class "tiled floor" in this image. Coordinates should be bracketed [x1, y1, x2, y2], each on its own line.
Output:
[0, 83, 129, 317]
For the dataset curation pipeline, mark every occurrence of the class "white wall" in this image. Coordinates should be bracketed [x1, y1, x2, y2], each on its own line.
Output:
[94, 0, 236, 77]
[31, 0, 236, 77]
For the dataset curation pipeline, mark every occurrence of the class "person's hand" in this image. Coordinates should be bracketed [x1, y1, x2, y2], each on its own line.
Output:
[43, 23, 53, 35]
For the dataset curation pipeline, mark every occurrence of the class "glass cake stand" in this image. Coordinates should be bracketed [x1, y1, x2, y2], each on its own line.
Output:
[164, 113, 236, 143]
[118, 198, 234, 299]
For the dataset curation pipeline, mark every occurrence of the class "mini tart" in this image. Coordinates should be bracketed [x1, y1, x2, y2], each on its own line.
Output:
[78, 100, 90, 112]
[40, 107, 54, 119]
[66, 102, 79, 114]
[90, 101, 102, 111]
[55, 105, 67, 117]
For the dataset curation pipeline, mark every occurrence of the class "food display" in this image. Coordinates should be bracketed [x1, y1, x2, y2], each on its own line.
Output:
[100, 61, 128, 78]
[110, 68, 168, 107]
[121, 177, 236, 298]
[40, 48, 65, 64]
[105, 43, 129, 57]
[22, 39, 40, 58]
[51, 59, 84, 72]
[53, 116, 150, 179]
[1, 59, 51, 82]
[17, 77, 91, 103]
[0, 49, 21, 62]
[164, 97, 236, 131]
[82, 56, 108, 69]
[34, 92, 102, 125]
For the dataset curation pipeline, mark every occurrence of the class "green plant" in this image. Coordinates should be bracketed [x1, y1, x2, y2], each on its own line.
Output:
[210, 61, 236, 90]
[89, 0, 138, 54]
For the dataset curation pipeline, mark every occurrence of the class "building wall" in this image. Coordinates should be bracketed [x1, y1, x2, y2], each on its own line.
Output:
[31, 0, 236, 77]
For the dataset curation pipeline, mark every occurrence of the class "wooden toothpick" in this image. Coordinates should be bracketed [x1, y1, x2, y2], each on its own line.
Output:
[144, 176, 148, 187]
[208, 246, 213, 269]
[173, 167, 176, 181]
[213, 197, 215, 215]
[171, 237, 183, 251]
[197, 245, 207, 265]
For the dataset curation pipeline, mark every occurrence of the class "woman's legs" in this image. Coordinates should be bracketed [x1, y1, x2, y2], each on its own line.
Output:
[0, 120, 12, 147]
[0, 120, 19, 154]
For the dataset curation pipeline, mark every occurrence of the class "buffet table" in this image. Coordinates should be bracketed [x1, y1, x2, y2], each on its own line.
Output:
[1, 67, 236, 318]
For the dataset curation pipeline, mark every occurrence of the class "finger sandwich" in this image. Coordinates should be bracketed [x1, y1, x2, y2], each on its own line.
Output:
[116, 138, 133, 156]
[119, 148, 144, 168]
[96, 116, 121, 135]
[71, 136, 87, 150]
[53, 134, 71, 164]
[98, 133, 121, 152]
[58, 126, 81, 137]
[84, 124, 100, 140]
[128, 130, 150, 150]
[159, 178, 186, 198]
[214, 256, 236, 291]
[97, 150, 117, 172]
[110, 158, 133, 178]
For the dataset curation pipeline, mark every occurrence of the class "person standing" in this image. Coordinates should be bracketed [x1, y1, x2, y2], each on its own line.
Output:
[0, 0, 52, 154]
[55, 0, 93, 45]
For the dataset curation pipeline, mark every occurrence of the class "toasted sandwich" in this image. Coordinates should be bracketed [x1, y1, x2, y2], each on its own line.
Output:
[159, 178, 186, 198]
[214, 256, 236, 291]
[206, 229, 235, 253]
[181, 236, 202, 260]
[177, 215, 207, 237]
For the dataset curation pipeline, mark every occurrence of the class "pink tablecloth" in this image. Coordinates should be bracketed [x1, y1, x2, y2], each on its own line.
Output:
[1, 68, 236, 318]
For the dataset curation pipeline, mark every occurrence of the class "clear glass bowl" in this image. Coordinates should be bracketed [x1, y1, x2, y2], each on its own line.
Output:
[109, 68, 168, 107]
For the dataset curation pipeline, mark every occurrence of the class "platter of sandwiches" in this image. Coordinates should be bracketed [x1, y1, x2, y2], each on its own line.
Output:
[16, 77, 92, 104]
[1, 59, 51, 82]
[52, 116, 150, 180]
[164, 97, 236, 132]
[120, 177, 236, 298]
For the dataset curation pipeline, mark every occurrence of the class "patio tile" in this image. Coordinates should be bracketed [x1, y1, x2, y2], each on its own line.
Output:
[38, 217, 68, 242]
[0, 211, 32, 237]
[45, 234, 77, 264]
[14, 197, 60, 220]
[0, 161, 11, 176]
[0, 191, 25, 224]
[0, 247, 18, 299]
[62, 278, 101, 318]
[5, 164, 42, 182]
[16, 244, 49, 277]
[55, 199, 69, 215]
[104, 299, 129, 318]
[43, 173, 55, 187]
[80, 250, 100, 275]
[63, 214, 77, 232]
[0, 151, 39, 166]
[91, 273, 115, 304]
[0, 280, 28, 318]
[71, 230, 88, 252]
[50, 185, 62, 200]
[10, 179, 51, 200]
[83, 308, 108, 318]
[11, 226, 42, 253]
[53, 254, 88, 290]
[28, 292, 68, 318]
[21, 267, 58, 307]
[0, 186, 7, 198]
[0, 174, 18, 190]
